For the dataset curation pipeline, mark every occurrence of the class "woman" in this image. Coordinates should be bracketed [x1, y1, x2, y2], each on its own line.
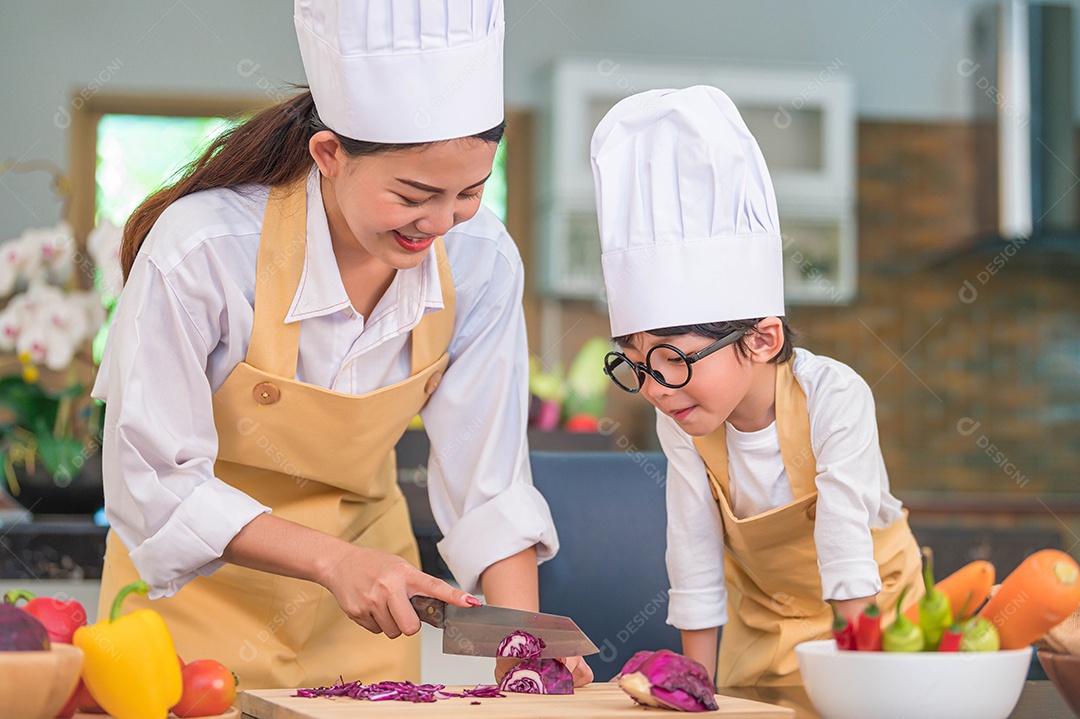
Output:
[93, 0, 591, 690]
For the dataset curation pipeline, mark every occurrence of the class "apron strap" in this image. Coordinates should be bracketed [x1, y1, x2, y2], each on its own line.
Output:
[245, 178, 307, 377]
[409, 238, 457, 374]
[693, 356, 817, 503]
[775, 358, 817, 499]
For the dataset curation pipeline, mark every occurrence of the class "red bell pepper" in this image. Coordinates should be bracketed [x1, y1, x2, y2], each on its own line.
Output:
[831, 605, 856, 650]
[3, 589, 87, 644]
[855, 602, 882, 651]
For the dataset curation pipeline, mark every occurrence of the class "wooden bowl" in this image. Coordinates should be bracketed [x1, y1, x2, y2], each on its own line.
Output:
[0, 644, 84, 719]
[1038, 650, 1080, 718]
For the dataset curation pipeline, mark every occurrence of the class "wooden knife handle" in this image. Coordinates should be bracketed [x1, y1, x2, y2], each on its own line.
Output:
[410, 595, 446, 628]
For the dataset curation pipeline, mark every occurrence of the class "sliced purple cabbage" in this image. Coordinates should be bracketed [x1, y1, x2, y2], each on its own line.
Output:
[616, 649, 718, 712]
[498, 657, 574, 695]
[294, 677, 504, 702]
[496, 629, 547, 659]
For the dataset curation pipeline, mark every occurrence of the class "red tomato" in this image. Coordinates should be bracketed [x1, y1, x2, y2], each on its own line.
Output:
[56, 680, 106, 717]
[564, 414, 600, 433]
[171, 659, 238, 717]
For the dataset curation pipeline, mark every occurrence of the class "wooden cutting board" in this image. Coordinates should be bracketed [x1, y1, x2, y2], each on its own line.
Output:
[72, 709, 240, 719]
[241, 683, 795, 718]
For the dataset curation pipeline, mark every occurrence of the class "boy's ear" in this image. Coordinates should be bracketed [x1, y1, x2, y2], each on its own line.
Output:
[748, 317, 784, 362]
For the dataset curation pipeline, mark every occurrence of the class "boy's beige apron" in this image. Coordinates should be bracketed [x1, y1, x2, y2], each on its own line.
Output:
[99, 179, 456, 690]
[693, 359, 922, 687]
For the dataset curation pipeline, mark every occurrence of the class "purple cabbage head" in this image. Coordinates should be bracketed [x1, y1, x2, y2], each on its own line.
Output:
[498, 657, 574, 695]
[496, 630, 546, 659]
[617, 649, 718, 712]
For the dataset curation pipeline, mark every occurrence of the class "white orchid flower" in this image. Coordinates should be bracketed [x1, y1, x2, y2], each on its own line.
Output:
[38, 221, 76, 284]
[0, 298, 27, 352]
[16, 322, 78, 371]
[0, 238, 23, 298]
[16, 227, 46, 283]
[88, 220, 124, 298]
[74, 290, 107, 336]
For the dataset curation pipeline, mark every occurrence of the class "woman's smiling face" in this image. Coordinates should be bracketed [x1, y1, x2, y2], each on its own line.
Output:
[314, 133, 498, 269]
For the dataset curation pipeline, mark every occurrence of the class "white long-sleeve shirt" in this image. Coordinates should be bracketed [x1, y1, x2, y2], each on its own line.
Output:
[661, 348, 904, 631]
[92, 167, 558, 599]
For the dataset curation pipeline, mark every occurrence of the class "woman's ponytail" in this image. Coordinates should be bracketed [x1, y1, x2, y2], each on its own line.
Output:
[120, 91, 316, 281]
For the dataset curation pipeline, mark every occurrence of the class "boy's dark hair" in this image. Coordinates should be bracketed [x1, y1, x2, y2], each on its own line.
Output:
[614, 317, 796, 365]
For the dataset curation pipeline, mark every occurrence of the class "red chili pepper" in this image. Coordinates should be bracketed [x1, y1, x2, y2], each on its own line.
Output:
[4, 589, 88, 644]
[855, 602, 882, 651]
[831, 605, 856, 650]
[937, 591, 975, 653]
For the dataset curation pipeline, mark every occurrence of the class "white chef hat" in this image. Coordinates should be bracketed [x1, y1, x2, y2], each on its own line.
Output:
[294, 0, 504, 143]
[591, 85, 785, 337]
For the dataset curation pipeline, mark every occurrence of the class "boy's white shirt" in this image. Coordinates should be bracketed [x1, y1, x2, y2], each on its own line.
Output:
[660, 348, 905, 631]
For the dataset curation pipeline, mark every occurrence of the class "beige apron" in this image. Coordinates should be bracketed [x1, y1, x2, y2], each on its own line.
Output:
[693, 359, 922, 687]
[99, 179, 456, 690]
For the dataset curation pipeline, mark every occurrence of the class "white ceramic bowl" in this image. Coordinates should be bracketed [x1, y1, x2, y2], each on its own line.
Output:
[795, 640, 1032, 719]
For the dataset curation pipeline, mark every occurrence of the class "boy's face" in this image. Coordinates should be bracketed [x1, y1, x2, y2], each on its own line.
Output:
[618, 332, 756, 437]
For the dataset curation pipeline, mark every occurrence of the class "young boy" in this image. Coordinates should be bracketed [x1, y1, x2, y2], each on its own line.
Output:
[589, 85, 922, 687]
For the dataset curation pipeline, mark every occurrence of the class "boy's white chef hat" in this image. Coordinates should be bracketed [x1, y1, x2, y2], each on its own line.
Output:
[294, 0, 504, 143]
[591, 85, 785, 337]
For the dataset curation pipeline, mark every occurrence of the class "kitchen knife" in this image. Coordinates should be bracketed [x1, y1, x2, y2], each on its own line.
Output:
[410, 596, 599, 658]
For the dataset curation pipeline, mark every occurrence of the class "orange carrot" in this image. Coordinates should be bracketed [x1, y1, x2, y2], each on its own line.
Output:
[904, 559, 995, 623]
[976, 549, 1080, 650]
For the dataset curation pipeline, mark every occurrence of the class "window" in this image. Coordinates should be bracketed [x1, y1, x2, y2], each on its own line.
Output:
[74, 94, 511, 358]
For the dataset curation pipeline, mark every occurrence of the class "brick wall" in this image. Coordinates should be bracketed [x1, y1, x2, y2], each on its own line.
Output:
[801, 120, 1080, 497]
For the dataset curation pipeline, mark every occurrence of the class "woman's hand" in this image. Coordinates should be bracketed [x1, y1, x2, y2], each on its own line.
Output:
[561, 655, 594, 687]
[321, 545, 480, 638]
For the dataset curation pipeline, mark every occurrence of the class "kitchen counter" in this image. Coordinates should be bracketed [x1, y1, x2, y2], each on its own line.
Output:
[716, 681, 1073, 719]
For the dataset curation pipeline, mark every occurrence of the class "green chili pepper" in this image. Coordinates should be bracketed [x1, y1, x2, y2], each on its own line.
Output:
[916, 546, 953, 650]
[882, 586, 925, 652]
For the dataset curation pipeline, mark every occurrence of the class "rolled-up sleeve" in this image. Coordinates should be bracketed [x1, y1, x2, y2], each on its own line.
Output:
[657, 412, 728, 631]
[93, 257, 269, 599]
[420, 238, 557, 594]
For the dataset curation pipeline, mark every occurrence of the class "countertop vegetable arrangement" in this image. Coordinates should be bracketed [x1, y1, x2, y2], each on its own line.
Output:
[3, 581, 238, 719]
[833, 546, 1080, 654]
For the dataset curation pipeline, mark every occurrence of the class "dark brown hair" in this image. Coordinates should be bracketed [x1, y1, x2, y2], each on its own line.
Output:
[614, 317, 797, 365]
[120, 89, 506, 282]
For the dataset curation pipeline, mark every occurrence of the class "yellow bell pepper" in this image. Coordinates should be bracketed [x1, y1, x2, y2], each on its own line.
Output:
[73, 581, 183, 719]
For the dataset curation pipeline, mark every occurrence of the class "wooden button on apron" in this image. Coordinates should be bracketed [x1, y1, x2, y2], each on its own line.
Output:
[424, 371, 443, 395]
[253, 382, 281, 405]
[806, 502, 817, 520]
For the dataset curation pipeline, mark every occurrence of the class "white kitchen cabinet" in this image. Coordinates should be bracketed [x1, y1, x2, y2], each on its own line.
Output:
[537, 58, 857, 305]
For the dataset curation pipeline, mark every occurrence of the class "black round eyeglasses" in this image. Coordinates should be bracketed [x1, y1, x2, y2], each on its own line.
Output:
[603, 329, 746, 393]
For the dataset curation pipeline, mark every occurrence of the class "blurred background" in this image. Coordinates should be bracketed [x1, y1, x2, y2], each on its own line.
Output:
[0, 1, 1078, 669]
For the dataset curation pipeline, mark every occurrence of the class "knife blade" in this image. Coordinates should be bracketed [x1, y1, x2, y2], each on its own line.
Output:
[410, 596, 599, 658]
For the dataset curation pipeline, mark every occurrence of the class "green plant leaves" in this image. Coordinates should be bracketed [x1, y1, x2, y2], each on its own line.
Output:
[35, 435, 88, 485]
